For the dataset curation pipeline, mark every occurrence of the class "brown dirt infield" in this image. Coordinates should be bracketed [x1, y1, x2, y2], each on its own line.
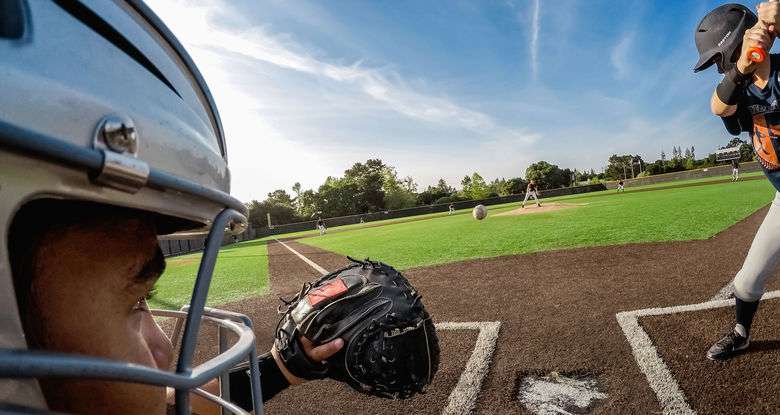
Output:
[168, 205, 780, 414]
[495, 202, 584, 217]
[640, 297, 780, 414]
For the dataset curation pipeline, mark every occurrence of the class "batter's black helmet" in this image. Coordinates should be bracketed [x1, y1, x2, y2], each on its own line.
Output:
[694, 3, 757, 73]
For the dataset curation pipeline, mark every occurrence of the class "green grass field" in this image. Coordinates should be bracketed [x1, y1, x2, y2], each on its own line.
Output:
[149, 239, 269, 310]
[151, 174, 774, 308]
[259, 171, 765, 241]
[300, 178, 776, 270]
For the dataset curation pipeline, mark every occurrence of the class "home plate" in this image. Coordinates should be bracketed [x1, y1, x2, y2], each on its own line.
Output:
[517, 372, 607, 415]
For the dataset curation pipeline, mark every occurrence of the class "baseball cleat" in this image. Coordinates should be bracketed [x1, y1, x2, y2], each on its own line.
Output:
[706, 329, 749, 360]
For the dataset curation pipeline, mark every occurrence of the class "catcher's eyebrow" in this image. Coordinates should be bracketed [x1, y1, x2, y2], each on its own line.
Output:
[135, 247, 166, 283]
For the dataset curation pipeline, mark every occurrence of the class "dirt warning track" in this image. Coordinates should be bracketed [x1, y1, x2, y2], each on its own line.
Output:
[174, 205, 780, 414]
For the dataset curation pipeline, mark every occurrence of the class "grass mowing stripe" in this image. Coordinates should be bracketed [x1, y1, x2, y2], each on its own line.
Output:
[149, 239, 269, 310]
[299, 179, 775, 270]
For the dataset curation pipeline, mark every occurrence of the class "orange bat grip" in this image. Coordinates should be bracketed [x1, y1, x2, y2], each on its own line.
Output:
[748, 46, 767, 63]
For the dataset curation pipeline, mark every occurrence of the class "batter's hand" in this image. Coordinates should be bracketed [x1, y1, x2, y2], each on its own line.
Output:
[758, 1, 780, 35]
[738, 24, 774, 73]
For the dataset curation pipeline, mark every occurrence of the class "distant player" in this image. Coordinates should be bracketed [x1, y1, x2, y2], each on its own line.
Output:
[732, 158, 740, 181]
[317, 217, 327, 235]
[695, 2, 780, 360]
[448, 203, 455, 215]
[617, 179, 625, 192]
[521, 180, 541, 208]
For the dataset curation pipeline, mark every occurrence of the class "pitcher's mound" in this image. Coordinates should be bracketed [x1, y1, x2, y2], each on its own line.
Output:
[496, 202, 583, 217]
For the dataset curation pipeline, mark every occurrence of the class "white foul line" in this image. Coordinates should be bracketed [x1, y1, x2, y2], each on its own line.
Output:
[616, 290, 780, 415]
[272, 239, 501, 415]
[273, 239, 329, 275]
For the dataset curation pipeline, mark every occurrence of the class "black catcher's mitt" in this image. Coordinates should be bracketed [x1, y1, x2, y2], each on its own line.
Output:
[274, 258, 439, 399]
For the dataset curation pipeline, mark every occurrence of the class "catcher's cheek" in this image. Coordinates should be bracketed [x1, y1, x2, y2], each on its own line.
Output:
[138, 308, 174, 369]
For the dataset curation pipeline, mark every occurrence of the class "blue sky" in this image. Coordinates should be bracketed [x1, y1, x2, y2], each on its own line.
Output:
[147, 0, 738, 202]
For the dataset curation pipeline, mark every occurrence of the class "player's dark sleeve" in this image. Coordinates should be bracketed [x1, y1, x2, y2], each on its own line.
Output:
[228, 353, 290, 410]
[720, 91, 753, 135]
[721, 113, 742, 135]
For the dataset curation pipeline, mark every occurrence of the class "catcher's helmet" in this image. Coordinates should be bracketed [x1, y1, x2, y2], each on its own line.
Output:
[0, 1, 260, 414]
[693, 3, 758, 73]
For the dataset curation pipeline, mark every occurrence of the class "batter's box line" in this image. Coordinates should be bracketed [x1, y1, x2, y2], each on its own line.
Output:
[436, 322, 501, 415]
[616, 289, 780, 415]
[273, 239, 502, 415]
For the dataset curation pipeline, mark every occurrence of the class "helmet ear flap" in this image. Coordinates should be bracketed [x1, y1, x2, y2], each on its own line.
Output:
[729, 43, 743, 65]
[717, 42, 744, 74]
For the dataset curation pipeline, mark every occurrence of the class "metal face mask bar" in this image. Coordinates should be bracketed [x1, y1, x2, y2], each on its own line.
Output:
[0, 122, 262, 414]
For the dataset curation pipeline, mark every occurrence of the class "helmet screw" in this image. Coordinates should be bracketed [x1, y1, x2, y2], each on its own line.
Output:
[100, 116, 137, 154]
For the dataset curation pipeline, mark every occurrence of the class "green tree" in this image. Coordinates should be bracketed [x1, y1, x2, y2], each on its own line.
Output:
[384, 187, 417, 209]
[297, 189, 318, 218]
[246, 192, 300, 228]
[489, 178, 513, 196]
[417, 178, 455, 205]
[381, 168, 417, 210]
[317, 177, 362, 217]
[292, 182, 302, 213]
[343, 159, 387, 213]
[266, 189, 295, 207]
[506, 177, 527, 194]
[460, 172, 490, 199]
[469, 173, 491, 199]
[526, 161, 570, 189]
[605, 154, 644, 179]
[246, 200, 265, 229]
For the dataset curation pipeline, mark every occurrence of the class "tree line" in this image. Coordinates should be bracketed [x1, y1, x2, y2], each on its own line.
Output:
[247, 137, 754, 228]
[603, 137, 753, 179]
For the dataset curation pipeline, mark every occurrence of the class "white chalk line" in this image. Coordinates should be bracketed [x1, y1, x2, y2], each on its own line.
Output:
[709, 279, 735, 301]
[273, 238, 329, 275]
[616, 290, 780, 415]
[273, 240, 501, 414]
[436, 322, 502, 415]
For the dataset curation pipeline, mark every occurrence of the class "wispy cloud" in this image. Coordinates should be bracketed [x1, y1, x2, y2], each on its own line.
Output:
[145, 0, 540, 200]
[611, 33, 634, 80]
[530, 0, 541, 80]
[149, 0, 503, 132]
[144, 0, 718, 202]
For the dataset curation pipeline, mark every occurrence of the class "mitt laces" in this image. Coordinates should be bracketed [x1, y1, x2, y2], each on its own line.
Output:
[351, 314, 428, 398]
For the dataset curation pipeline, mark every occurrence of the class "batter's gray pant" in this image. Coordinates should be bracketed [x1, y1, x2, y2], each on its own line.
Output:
[734, 192, 780, 301]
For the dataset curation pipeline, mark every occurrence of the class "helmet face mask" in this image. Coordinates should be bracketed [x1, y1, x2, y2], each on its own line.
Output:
[0, 1, 259, 414]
